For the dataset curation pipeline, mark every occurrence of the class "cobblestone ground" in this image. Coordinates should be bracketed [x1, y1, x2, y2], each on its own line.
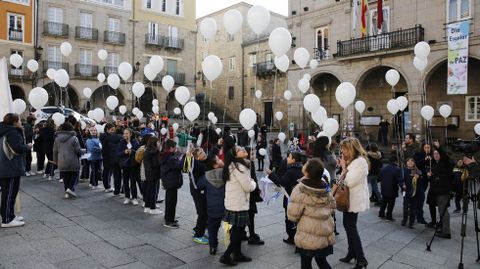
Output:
[0, 171, 479, 269]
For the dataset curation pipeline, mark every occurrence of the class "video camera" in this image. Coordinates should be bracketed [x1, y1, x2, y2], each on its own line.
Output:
[464, 141, 480, 159]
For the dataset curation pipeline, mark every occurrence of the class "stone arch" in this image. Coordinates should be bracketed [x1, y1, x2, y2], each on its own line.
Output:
[43, 82, 80, 110]
[10, 84, 26, 100]
[138, 87, 157, 114]
[354, 64, 411, 93]
[89, 85, 126, 112]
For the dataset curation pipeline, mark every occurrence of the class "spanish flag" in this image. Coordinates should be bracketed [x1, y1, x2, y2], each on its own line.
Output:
[361, 0, 368, 37]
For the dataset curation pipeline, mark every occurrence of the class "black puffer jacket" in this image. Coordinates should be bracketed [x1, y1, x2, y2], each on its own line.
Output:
[143, 148, 160, 181]
[268, 162, 304, 208]
[0, 123, 29, 177]
[160, 151, 183, 189]
[429, 148, 454, 196]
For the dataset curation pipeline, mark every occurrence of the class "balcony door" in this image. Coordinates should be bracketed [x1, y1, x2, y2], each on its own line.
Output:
[148, 22, 159, 44]
[48, 7, 63, 35]
[167, 59, 177, 76]
[315, 26, 329, 60]
[108, 17, 121, 42]
[79, 49, 92, 76]
[10, 50, 23, 75]
[168, 25, 178, 47]
[47, 45, 62, 69]
[8, 13, 24, 42]
[79, 12, 93, 39]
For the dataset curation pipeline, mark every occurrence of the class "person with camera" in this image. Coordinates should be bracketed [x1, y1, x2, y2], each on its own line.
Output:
[462, 154, 480, 209]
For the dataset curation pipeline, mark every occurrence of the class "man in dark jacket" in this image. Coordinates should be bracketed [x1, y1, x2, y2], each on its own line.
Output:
[237, 127, 248, 147]
[191, 123, 200, 145]
[379, 156, 405, 221]
[102, 124, 123, 195]
[160, 139, 183, 229]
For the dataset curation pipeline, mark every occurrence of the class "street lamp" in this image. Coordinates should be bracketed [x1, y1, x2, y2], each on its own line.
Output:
[131, 61, 141, 108]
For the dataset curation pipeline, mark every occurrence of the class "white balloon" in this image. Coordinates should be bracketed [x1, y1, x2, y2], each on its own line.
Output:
[298, 78, 310, 93]
[132, 82, 145, 98]
[13, 99, 26, 114]
[317, 131, 331, 141]
[396, 96, 408, 111]
[9, 53, 23, 68]
[29, 87, 48, 110]
[303, 73, 311, 81]
[27, 59, 38, 72]
[93, 108, 105, 122]
[149, 55, 164, 74]
[132, 107, 140, 116]
[106, 96, 119, 110]
[215, 128, 222, 135]
[274, 55, 289, 72]
[152, 99, 159, 106]
[97, 73, 105, 83]
[208, 112, 215, 120]
[143, 64, 157, 82]
[202, 55, 223, 81]
[152, 105, 160, 114]
[247, 5, 270, 35]
[83, 88, 93, 98]
[413, 57, 428, 72]
[223, 9, 243, 35]
[294, 47, 310, 69]
[87, 110, 95, 119]
[303, 94, 320, 113]
[475, 123, 480, 136]
[54, 69, 69, 87]
[239, 108, 256, 130]
[258, 148, 267, 156]
[80, 121, 87, 130]
[161, 128, 168, 135]
[284, 90, 292, 101]
[278, 132, 286, 142]
[268, 27, 292, 56]
[354, 101, 366, 114]
[60, 42, 72, 57]
[175, 86, 190, 105]
[421, 105, 434, 121]
[107, 74, 120, 89]
[248, 129, 255, 138]
[335, 82, 356, 109]
[97, 49, 108, 61]
[199, 17, 218, 41]
[275, 111, 283, 121]
[385, 69, 400, 87]
[52, 112, 65, 127]
[136, 111, 144, 119]
[323, 118, 339, 137]
[118, 62, 133, 81]
[162, 75, 174, 92]
[255, 90, 262, 99]
[414, 41, 431, 59]
[211, 116, 218, 124]
[173, 123, 179, 132]
[309, 59, 318, 69]
[312, 106, 328, 127]
[173, 107, 181, 115]
[119, 105, 127, 115]
[46, 68, 55, 80]
[97, 124, 106, 134]
[387, 99, 400, 115]
[184, 102, 201, 122]
[439, 104, 452, 119]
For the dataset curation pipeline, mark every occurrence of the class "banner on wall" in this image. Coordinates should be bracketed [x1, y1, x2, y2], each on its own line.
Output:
[447, 21, 469, 95]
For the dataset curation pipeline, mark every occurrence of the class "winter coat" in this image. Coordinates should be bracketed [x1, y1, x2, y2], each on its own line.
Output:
[287, 178, 336, 251]
[403, 142, 419, 160]
[429, 148, 455, 196]
[159, 151, 183, 189]
[190, 158, 207, 191]
[237, 131, 248, 147]
[197, 168, 225, 218]
[268, 162, 303, 208]
[367, 151, 383, 176]
[272, 144, 282, 167]
[379, 164, 404, 198]
[102, 133, 122, 165]
[86, 137, 102, 161]
[53, 131, 83, 172]
[39, 126, 55, 154]
[143, 148, 160, 181]
[225, 162, 256, 211]
[344, 157, 370, 213]
[117, 139, 140, 168]
[403, 167, 421, 198]
[0, 123, 30, 178]
[23, 123, 33, 143]
[176, 132, 195, 147]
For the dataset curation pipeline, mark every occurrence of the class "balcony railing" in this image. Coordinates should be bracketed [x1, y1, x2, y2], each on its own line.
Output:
[103, 66, 118, 76]
[313, 47, 330, 61]
[104, 31, 126, 45]
[254, 61, 276, 77]
[8, 29, 23, 41]
[164, 37, 184, 50]
[336, 25, 424, 57]
[145, 34, 164, 47]
[75, 64, 99, 78]
[8, 65, 30, 79]
[43, 21, 69, 37]
[145, 71, 186, 85]
[42, 61, 69, 74]
[75, 26, 98, 41]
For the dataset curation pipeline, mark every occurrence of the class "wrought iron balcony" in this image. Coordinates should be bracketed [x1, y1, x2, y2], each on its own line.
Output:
[104, 31, 126, 45]
[313, 47, 330, 61]
[254, 61, 276, 77]
[103, 66, 118, 76]
[8, 29, 23, 41]
[8, 65, 30, 79]
[144, 71, 186, 85]
[75, 26, 99, 41]
[42, 61, 69, 73]
[75, 64, 99, 78]
[164, 37, 184, 50]
[43, 21, 69, 37]
[145, 34, 164, 47]
[336, 25, 424, 57]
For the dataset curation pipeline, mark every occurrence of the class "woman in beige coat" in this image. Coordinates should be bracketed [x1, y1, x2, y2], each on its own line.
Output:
[338, 137, 370, 269]
[288, 158, 336, 269]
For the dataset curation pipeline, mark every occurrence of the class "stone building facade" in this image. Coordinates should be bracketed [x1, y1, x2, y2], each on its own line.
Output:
[287, 0, 480, 140]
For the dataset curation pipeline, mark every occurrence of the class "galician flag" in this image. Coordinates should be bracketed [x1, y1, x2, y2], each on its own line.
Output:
[361, 0, 368, 37]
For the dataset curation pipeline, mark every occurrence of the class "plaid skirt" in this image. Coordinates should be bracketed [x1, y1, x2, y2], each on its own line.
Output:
[223, 210, 250, 227]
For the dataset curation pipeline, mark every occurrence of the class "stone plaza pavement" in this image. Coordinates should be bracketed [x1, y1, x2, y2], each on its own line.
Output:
[0, 173, 479, 269]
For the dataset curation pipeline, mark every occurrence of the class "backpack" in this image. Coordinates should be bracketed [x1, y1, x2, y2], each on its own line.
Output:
[135, 145, 146, 181]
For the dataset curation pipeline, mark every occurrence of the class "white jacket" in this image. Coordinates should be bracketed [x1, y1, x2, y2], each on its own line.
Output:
[224, 163, 257, 211]
[344, 157, 370, 213]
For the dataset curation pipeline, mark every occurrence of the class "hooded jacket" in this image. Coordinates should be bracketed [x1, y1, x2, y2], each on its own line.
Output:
[0, 123, 29, 178]
[159, 151, 183, 189]
[429, 147, 454, 196]
[268, 162, 303, 208]
[53, 131, 83, 171]
[86, 136, 102, 161]
[197, 168, 225, 218]
[287, 178, 336, 251]
[225, 162, 256, 211]
[102, 133, 122, 165]
[143, 147, 160, 181]
[39, 126, 55, 154]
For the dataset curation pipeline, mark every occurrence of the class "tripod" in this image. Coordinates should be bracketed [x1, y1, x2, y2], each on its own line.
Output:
[426, 192, 453, 251]
[458, 178, 480, 269]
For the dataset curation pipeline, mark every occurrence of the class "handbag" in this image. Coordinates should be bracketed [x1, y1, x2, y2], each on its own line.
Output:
[332, 172, 350, 212]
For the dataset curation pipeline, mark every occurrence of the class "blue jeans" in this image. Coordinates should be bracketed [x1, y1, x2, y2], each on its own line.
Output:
[368, 175, 382, 202]
[207, 216, 222, 248]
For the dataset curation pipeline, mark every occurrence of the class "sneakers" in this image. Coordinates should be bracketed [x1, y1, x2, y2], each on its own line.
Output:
[64, 193, 70, 199]
[144, 208, 150, 213]
[123, 198, 130, 205]
[149, 209, 163, 215]
[163, 222, 180, 229]
[104, 188, 114, 193]
[25, 172, 31, 177]
[193, 236, 209, 245]
[66, 189, 77, 198]
[14, 216, 24, 222]
[37, 171, 44, 175]
[1, 219, 25, 228]
[48, 176, 52, 181]
[131, 199, 139, 206]
[89, 184, 93, 187]
[42, 173, 47, 178]
[59, 179, 63, 183]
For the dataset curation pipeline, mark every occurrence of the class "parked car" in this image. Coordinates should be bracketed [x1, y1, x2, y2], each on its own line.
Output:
[34, 106, 95, 126]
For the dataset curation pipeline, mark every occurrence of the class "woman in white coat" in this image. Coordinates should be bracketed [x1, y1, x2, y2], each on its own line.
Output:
[338, 137, 369, 269]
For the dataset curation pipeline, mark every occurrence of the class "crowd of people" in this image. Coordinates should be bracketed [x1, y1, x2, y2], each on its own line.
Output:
[0, 111, 476, 268]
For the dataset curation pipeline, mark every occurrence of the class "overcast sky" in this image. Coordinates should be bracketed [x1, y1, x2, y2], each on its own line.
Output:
[196, 0, 288, 18]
